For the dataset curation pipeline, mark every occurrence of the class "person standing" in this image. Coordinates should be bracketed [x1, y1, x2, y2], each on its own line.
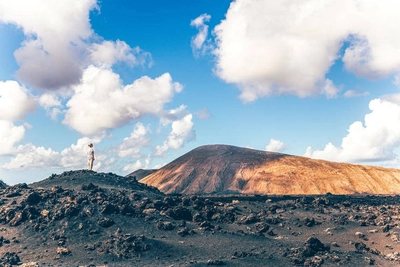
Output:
[87, 143, 95, 170]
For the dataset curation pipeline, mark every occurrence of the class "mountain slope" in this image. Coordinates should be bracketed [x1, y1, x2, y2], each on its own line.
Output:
[140, 144, 400, 195]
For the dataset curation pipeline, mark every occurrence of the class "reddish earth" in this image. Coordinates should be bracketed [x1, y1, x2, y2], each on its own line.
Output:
[140, 144, 400, 195]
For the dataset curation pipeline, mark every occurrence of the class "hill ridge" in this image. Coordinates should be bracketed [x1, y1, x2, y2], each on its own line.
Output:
[140, 144, 400, 195]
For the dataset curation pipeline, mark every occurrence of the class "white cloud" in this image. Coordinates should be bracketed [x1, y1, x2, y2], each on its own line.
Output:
[195, 108, 212, 120]
[122, 160, 144, 173]
[0, 0, 152, 91]
[60, 137, 103, 169]
[159, 105, 189, 126]
[384, 156, 400, 169]
[265, 138, 288, 153]
[304, 97, 400, 163]
[122, 158, 152, 173]
[88, 40, 153, 68]
[322, 79, 340, 99]
[0, 137, 105, 171]
[344, 89, 370, 98]
[0, 81, 36, 121]
[63, 65, 183, 136]
[383, 93, 400, 105]
[191, 14, 212, 56]
[39, 93, 61, 109]
[0, 0, 97, 89]
[39, 93, 62, 120]
[1, 144, 59, 170]
[0, 120, 26, 156]
[155, 114, 195, 156]
[393, 74, 400, 88]
[212, 0, 400, 102]
[117, 123, 150, 158]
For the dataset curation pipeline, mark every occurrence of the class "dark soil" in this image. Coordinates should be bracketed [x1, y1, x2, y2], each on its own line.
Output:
[0, 170, 399, 266]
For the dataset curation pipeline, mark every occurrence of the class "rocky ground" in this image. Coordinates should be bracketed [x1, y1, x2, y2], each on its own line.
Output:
[0, 170, 399, 266]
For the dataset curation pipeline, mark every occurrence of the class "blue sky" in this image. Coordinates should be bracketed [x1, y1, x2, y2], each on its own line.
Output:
[1, 0, 400, 185]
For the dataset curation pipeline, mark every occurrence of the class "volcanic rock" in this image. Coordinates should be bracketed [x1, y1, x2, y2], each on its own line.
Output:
[0, 170, 399, 266]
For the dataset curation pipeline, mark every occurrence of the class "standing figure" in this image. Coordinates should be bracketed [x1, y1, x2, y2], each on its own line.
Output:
[87, 143, 95, 170]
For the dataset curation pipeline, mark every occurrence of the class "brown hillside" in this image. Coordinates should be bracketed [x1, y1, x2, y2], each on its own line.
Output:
[140, 144, 400, 195]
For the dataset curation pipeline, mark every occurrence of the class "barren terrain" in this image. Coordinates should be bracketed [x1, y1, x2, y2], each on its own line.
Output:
[0, 170, 399, 266]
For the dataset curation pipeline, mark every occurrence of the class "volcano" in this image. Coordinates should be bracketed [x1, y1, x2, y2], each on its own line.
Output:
[140, 144, 400, 195]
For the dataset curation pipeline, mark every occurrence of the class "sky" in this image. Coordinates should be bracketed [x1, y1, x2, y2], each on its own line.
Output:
[1, 0, 400, 185]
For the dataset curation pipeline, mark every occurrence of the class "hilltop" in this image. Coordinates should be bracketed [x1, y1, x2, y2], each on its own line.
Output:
[140, 144, 400, 195]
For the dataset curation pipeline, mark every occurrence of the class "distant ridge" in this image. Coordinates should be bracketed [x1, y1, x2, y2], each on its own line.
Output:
[140, 144, 400, 195]
[126, 169, 158, 180]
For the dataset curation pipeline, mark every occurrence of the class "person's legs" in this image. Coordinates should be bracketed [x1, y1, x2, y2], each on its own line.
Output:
[88, 158, 93, 170]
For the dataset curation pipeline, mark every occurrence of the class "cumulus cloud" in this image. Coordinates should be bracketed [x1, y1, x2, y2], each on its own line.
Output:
[190, 14, 212, 56]
[212, 0, 400, 102]
[195, 108, 212, 120]
[344, 89, 370, 98]
[39, 93, 61, 109]
[0, 0, 97, 89]
[159, 105, 189, 127]
[383, 93, 400, 105]
[0, 81, 34, 157]
[384, 156, 400, 169]
[88, 40, 153, 68]
[0, 136, 107, 171]
[60, 137, 103, 170]
[39, 93, 62, 120]
[155, 114, 195, 156]
[122, 157, 151, 173]
[0, 121, 26, 156]
[322, 79, 341, 99]
[0, 144, 59, 170]
[117, 123, 150, 158]
[63, 65, 183, 136]
[304, 97, 400, 163]
[0, 81, 36, 121]
[0, 0, 151, 91]
[265, 138, 288, 153]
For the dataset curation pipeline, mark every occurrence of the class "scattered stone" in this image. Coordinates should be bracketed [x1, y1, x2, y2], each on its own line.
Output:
[382, 225, 390, 232]
[331, 242, 340, 247]
[207, 259, 225, 265]
[96, 234, 149, 258]
[304, 217, 316, 227]
[364, 257, 375, 265]
[303, 237, 330, 257]
[98, 217, 115, 228]
[355, 242, 370, 253]
[0, 252, 20, 265]
[56, 247, 71, 255]
[25, 192, 42, 205]
[156, 221, 175, 231]
[355, 232, 367, 240]
[254, 222, 270, 233]
[177, 227, 190, 237]
[304, 256, 324, 267]
[20, 262, 39, 267]
[164, 207, 192, 221]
